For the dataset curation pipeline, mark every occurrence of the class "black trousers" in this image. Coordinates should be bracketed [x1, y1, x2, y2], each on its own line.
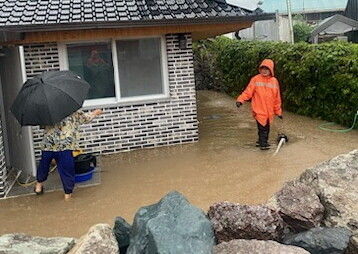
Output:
[256, 120, 270, 145]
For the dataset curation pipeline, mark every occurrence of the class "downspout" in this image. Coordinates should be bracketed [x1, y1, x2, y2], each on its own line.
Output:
[18, 46, 37, 176]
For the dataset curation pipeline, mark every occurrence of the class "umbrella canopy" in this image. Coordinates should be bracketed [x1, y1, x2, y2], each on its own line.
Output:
[10, 70, 90, 126]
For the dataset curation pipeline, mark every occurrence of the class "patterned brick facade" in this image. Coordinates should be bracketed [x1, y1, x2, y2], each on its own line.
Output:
[23, 34, 198, 161]
[0, 116, 7, 197]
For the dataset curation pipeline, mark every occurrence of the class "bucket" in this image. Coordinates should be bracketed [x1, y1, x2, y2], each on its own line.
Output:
[74, 154, 96, 174]
[75, 167, 95, 183]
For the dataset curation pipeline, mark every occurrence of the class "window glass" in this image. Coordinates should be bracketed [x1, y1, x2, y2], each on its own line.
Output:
[67, 42, 115, 99]
[116, 38, 164, 97]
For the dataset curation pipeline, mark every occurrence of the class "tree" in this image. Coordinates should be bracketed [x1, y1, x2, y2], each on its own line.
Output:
[293, 22, 314, 43]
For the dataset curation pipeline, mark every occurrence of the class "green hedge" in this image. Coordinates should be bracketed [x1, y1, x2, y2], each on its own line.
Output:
[193, 38, 358, 128]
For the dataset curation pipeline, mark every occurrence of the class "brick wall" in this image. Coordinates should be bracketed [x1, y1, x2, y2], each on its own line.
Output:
[24, 34, 198, 160]
[0, 117, 7, 197]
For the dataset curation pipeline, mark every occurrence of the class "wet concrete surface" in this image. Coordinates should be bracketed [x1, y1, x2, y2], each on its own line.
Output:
[0, 90, 357, 238]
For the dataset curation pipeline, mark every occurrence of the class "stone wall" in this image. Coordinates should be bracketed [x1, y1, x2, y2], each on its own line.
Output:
[23, 34, 198, 160]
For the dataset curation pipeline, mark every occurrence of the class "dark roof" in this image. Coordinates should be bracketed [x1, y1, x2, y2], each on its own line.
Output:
[0, 0, 258, 27]
[309, 14, 358, 41]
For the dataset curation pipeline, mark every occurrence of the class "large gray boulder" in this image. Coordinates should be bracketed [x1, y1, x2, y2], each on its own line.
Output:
[213, 239, 310, 254]
[68, 223, 119, 254]
[266, 182, 324, 232]
[208, 202, 284, 243]
[127, 191, 214, 254]
[0, 233, 75, 254]
[283, 227, 352, 254]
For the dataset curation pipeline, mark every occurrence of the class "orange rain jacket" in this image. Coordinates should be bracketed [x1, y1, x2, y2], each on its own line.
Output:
[236, 59, 282, 126]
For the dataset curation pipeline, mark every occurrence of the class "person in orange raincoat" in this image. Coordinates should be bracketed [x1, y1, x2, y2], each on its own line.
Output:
[236, 59, 282, 150]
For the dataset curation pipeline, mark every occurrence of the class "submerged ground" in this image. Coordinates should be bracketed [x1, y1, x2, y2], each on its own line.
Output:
[0, 90, 357, 238]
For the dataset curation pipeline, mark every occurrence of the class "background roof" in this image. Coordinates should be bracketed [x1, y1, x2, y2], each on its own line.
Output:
[310, 14, 358, 40]
[259, 0, 348, 14]
[227, 0, 260, 11]
[0, 0, 255, 27]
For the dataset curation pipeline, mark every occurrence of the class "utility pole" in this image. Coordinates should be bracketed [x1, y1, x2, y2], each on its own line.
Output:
[286, 0, 294, 43]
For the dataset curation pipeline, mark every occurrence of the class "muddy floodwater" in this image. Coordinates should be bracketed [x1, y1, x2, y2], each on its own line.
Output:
[0, 90, 357, 238]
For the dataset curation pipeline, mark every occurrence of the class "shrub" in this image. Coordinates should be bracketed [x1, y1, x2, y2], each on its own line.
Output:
[193, 39, 358, 128]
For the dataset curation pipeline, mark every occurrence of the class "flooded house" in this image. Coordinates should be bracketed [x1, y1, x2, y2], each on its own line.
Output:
[0, 0, 273, 197]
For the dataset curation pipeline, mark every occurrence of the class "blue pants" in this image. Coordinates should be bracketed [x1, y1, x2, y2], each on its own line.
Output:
[37, 150, 75, 194]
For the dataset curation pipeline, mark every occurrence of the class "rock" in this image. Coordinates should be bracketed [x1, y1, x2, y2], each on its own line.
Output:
[113, 217, 131, 254]
[297, 150, 358, 249]
[267, 182, 324, 232]
[208, 202, 284, 243]
[0, 233, 75, 254]
[126, 191, 214, 254]
[346, 235, 358, 254]
[213, 239, 310, 254]
[68, 223, 119, 254]
[267, 150, 358, 250]
[282, 227, 352, 254]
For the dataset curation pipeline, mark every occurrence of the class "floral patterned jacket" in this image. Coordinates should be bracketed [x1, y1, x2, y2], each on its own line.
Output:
[40, 110, 95, 151]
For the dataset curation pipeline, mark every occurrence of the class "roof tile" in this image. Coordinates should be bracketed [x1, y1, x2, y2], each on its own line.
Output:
[0, 0, 254, 27]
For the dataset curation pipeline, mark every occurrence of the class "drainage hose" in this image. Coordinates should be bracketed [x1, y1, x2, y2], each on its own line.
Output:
[273, 138, 286, 156]
[13, 164, 57, 187]
[319, 111, 358, 133]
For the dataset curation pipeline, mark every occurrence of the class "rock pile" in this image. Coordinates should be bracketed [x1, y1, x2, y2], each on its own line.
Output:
[209, 149, 357, 254]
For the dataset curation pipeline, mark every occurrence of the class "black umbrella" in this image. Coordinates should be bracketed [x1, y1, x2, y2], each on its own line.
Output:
[10, 70, 90, 126]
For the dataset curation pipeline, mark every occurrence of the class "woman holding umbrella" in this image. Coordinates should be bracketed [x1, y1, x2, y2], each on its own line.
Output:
[11, 70, 103, 200]
[34, 109, 102, 200]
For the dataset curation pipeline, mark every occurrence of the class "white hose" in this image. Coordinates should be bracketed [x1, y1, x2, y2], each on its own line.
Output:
[273, 138, 286, 156]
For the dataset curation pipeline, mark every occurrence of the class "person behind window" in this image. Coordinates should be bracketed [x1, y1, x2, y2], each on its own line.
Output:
[86, 49, 114, 98]
[87, 50, 106, 66]
[34, 109, 103, 200]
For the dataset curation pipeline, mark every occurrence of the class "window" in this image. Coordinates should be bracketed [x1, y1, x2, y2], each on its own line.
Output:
[60, 36, 168, 106]
[67, 42, 115, 100]
[116, 38, 164, 97]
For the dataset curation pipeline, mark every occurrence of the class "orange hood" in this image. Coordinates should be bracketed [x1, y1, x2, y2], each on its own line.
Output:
[259, 59, 275, 77]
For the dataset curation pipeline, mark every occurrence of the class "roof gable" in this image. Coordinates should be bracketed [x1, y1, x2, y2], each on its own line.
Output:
[0, 0, 254, 26]
[309, 14, 358, 41]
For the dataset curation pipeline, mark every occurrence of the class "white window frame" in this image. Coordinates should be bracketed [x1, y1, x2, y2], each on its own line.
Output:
[58, 35, 170, 107]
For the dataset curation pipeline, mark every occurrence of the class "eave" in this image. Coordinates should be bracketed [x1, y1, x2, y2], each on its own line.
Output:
[0, 13, 275, 45]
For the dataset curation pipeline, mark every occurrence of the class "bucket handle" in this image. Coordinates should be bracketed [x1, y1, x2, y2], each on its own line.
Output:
[90, 155, 97, 167]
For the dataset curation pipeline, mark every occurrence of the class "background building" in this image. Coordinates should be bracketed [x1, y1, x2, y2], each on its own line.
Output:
[236, 0, 349, 42]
